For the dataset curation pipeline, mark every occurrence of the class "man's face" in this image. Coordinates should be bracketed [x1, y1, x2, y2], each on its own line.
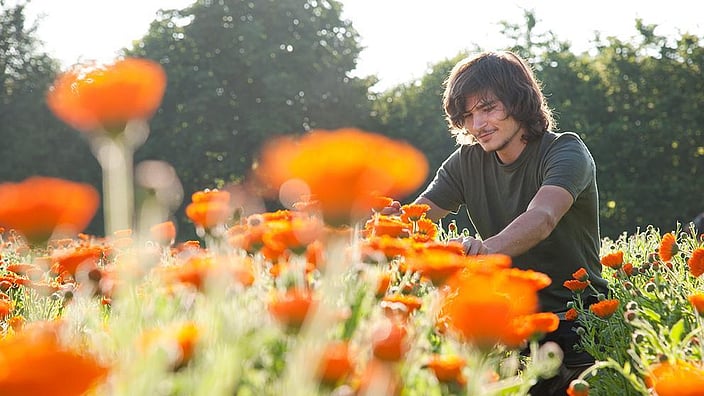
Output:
[461, 93, 523, 153]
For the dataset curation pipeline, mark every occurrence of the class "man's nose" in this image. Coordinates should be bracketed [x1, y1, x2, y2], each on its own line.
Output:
[473, 113, 487, 130]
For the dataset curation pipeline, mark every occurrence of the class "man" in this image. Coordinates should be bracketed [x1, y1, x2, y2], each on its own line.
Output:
[391, 51, 608, 394]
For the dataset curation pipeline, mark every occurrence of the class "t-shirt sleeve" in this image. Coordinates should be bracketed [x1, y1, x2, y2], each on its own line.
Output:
[419, 147, 465, 213]
[542, 133, 595, 200]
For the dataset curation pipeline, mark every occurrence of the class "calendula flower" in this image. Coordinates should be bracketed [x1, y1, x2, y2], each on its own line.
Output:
[370, 196, 395, 213]
[600, 251, 624, 269]
[589, 299, 620, 319]
[687, 248, 704, 277]
[47, 57, 166, 133]
[658, 233, 678, 262]
[139, 321, 200, 370]
[371, 319, 409, 361]
[439, 256, 552, 349]
[572, 267, 589, 281]
[261, 215, 323, 256]
[382, 294, 423, 317]
[150, 221, 177, 246]
[404, 249, 466, 286]
[567, 379, 590, 396]
[363, 216, 411, 239]
[400, 203, 431, 222]
[362, 235, 412, 262]
[160, 254, 255, 291]
[316, 341, 354, 385]
[0, 177, 99, 244]
[565, 307, 579, 321]
[645, 360, 704, 396]
[0, 321, 109, 396]
[688, 294, 704, 316]
[51, 245, 103, 277]
[412, 218, 438, 242]
[268, 288, 316, 331]
[255, 128, 428, 226]
[564, 279, 590, 293]
[0, 299, 14, 317]
[185, 189, 233, 231]
[622, 262, 634, 276]
[426, 354, 466, 385]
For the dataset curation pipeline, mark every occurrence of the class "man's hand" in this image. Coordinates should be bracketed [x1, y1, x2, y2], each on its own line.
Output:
[380, 200, 402, 216]
[450, 235, 489, 255]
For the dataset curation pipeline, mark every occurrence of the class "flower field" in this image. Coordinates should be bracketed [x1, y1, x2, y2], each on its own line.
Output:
[0, 58, 703, 396]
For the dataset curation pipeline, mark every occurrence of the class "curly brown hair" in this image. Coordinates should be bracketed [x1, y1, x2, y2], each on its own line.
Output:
[442, 51, 555, 144]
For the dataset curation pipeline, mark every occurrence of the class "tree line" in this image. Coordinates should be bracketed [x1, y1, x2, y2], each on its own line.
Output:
[1, 0, 702, 241]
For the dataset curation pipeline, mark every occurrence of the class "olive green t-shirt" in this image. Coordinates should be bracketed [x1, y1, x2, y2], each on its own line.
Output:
[421, 131, 608, 312]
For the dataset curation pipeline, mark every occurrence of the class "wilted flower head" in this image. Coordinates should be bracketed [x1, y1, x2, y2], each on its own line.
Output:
[47, 57, 166, 134]
[255, 128, 428, 226]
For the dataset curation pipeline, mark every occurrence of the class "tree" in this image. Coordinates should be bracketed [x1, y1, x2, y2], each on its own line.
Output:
[0, 1, 103, 234]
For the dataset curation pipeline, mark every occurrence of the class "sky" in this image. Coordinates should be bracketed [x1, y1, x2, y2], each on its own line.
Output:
[22, 0, 704, 91]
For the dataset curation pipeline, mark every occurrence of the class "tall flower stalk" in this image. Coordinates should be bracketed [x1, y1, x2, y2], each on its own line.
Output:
[46, 57, 167, 236]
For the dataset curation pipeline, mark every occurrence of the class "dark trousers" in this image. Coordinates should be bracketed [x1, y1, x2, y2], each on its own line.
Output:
[526, 320, 595, 396]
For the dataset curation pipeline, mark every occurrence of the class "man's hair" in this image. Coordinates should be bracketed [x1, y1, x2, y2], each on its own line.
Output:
[442, 51, 555, 145]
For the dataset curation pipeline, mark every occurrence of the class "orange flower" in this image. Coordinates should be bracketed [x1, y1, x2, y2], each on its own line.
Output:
[688, 294, 704, 316]
[255, 128, 428, 226]
[645, 360, 704, 396]
[567, 379, 590, 396]
[261, 215, 323, 256]
[565, 307, 579, 321]
[381, 294, 423, 317]
[371, 319, 409, 361]
[0, 299, 14, 317]
[571, 267, 589, 281]
[563, 279, 590, 293]
[687, 248, 704, 277]
[268, 288, 316, 331]
[370, 196, 395, 213]
[622, 262, 634, 276]
[600, 251, 624, 269]
[363, 216, 411, 238]
[150, 221, 177, 246]
[316, 341, 354, 385]
[5, 263, 42, 277]
[400, 203, 431, 222]
[658, 233, 678, 262]
[439, 257, 552, 349]
[47, 57, 166, 133]
[589, 299, 620, 319]
[412, 218, 438, 242]
[0, 177, 99, 244]
[404, 249, 466, 286]
[0, 321, 109, 396]
[160, 255, 255, 290]
[139, 321, 200, 370]
[51, 245, 103, 277]
[362, 235, 411, 262]
[185, 189, 233, 230]
[426, 354, 466, 385]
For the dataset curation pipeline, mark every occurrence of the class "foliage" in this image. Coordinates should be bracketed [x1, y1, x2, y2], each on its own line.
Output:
[566, 226, 704, 395]
[125, 0, 376, 239]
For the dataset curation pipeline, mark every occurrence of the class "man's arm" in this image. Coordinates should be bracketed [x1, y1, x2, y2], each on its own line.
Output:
[413, 196, 450, 222]
[463, 185, 574, 256]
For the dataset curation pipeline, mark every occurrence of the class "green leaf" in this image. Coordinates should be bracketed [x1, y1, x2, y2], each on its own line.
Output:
[669, 318, 685, 345]
[641, 307, 662, 322]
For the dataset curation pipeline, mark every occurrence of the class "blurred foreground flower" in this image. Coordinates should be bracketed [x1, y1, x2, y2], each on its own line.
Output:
[46, 58, 166, 134]
[439, 255, 556, 349]
[0, 321, 109, 396]
[255, 128, 428, 226]
[645, 360, 704, 396]
[0, 177, 99, 245]
[46, 57, 167, 235]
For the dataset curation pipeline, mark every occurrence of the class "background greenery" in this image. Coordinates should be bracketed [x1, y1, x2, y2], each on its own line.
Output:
[1, 0, 702, 241]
